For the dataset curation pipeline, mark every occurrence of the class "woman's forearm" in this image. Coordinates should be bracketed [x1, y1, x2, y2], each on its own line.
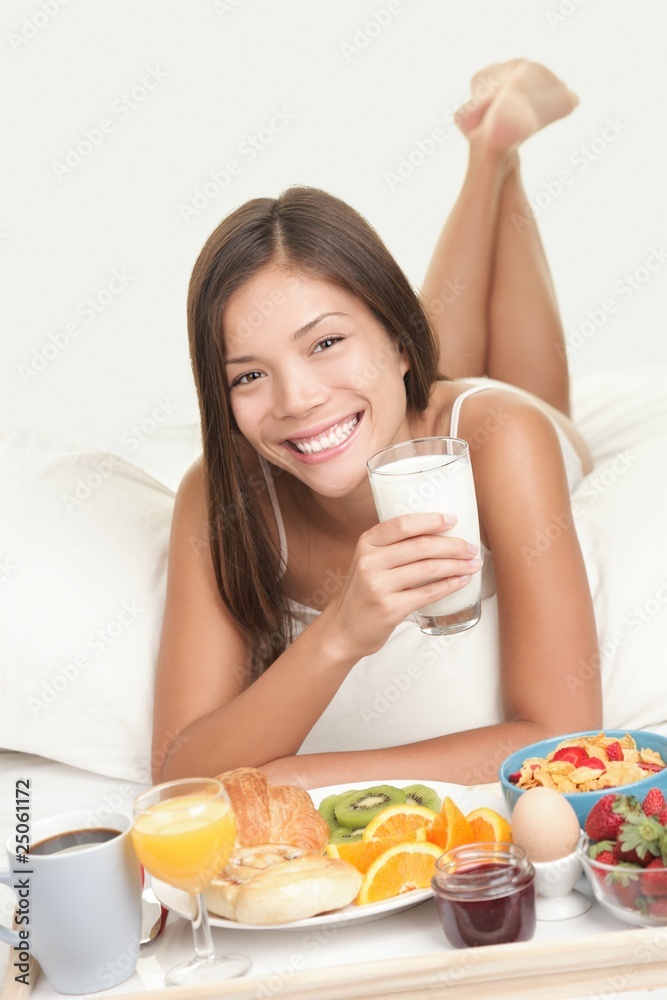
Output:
[260, 716, 601, 790]
[157, 611, 360, 781]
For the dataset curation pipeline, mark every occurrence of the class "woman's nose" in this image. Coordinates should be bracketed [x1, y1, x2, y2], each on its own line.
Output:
[273, 366, 328, 418]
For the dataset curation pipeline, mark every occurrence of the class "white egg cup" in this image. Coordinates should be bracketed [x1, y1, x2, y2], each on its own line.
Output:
[531, 849, 592, 921]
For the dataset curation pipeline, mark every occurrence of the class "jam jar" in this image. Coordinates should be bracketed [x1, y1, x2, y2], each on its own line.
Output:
[431, 843, 536, 948]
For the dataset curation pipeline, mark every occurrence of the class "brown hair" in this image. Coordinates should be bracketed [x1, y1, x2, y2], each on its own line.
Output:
[187, 186, 440, 673]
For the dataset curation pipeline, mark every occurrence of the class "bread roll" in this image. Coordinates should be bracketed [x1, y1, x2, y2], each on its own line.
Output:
[215, 767, 329, 854]
[206, 854, 363, 925]
[223, 844, 305, 883]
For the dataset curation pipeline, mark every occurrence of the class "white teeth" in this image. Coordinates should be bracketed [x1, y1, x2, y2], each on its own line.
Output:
[290, 416, 358, 455]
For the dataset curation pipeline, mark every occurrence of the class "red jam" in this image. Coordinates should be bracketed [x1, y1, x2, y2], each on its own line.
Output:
[431, 844, 536, 948]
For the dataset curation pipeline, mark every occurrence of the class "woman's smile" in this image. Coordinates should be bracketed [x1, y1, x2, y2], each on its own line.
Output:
[283, 413, 362, 461]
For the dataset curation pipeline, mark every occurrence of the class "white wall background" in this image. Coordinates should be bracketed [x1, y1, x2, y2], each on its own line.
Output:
[2, 0, 666, 460]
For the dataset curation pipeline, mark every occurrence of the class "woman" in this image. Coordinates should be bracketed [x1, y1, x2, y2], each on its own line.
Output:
[152, 61, 601, 787]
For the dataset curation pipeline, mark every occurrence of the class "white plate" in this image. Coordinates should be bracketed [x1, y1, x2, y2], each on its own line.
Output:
[152, 779, 509, 931]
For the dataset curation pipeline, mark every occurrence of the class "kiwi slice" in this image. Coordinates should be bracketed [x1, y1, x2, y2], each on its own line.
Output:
[328, 824, 365, 844]
[317, 794, 341, 835]
[333, 784, 406, 829]
[402, 783, 441, 812]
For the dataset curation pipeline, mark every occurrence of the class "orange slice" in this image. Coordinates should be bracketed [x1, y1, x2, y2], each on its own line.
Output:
[357, 841, 443, 905]
[466, 806, 512, 844]
[326, 837, 399, 874]
[362, 804, 438, 842]
[425, 797, 475, 852]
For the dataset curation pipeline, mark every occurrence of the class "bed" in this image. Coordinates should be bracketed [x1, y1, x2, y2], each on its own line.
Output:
[1, 367, 666, 985]
[1, 366, 666, 996]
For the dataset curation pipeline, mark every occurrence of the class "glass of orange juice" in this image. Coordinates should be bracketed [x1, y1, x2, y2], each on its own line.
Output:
[132, 778, 250, 986]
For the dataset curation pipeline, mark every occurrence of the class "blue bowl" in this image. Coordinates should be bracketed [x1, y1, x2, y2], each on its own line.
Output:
[499, 729, 667, 828]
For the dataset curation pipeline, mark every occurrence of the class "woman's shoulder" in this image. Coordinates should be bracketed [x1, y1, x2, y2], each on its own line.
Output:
[426, 378, 551, 438]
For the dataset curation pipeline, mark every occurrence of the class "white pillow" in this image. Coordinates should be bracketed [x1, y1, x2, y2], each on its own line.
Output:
[0, 428, 174, 782]
[570, 368, 667, 735]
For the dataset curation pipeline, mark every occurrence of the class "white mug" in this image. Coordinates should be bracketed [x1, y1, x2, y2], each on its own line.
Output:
[0, 809, 142, 994]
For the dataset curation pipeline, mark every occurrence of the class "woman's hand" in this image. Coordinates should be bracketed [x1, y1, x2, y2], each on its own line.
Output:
[321, 512, 482, 660]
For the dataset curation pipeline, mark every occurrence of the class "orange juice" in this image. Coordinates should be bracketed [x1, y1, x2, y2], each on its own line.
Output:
[132, 793, 237, 893]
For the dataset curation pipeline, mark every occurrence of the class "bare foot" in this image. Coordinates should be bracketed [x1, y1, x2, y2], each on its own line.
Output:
[454, 59, 527, 135]
[456, 61, 579, 154]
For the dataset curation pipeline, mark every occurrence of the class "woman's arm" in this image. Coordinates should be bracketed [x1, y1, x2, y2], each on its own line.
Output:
[152, 460, 481, 781]
[258, 393, 602, 788]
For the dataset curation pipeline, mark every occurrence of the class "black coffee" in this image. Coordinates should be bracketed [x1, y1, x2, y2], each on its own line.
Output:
[31, 827, 120, 856]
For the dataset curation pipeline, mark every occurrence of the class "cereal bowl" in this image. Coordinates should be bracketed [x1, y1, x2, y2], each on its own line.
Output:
[499, 730, 667, 828]
[577, 832, 667, 927]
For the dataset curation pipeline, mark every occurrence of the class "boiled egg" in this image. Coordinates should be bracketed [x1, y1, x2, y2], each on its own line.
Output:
[510, 787, 581, 862]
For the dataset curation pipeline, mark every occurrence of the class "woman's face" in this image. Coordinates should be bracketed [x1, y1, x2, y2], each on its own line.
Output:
[223, 267, 411, 498]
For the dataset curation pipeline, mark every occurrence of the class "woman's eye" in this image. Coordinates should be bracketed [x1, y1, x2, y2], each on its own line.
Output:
[230, 370, 263, 388]
[313, 335, 343, 353]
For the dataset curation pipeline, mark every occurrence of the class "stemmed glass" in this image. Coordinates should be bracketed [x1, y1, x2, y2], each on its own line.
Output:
[132, 778, 250, 986]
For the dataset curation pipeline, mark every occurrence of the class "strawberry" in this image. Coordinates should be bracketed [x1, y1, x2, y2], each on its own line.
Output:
[580, 756, 606, 770]
[618, 813, 664, 864]
[642, 788, 667, 818]
[612, 876, 643, 910]
[640, 858, 667, 897]
[584, 794, 641, 842]
[589, 840, 616, 864]
[648, 897, 667, 919]
[605, 741, 624, 761]
[658, 807, 667, 826]
[508, 771, 521, 784]
[552, 746, 588, 767]
[638, 762, 665, 773]
[613, 840, 646, 867]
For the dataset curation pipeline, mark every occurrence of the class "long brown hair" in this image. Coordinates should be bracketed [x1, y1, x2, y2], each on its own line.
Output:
[187, 186, 440, 673]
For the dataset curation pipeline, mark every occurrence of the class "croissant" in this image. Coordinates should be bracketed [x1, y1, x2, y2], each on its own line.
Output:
[215, 767, 329, 854]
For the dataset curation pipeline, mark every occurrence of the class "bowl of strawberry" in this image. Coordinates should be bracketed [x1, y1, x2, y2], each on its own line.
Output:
[577, 787, 667, 926]
[499, 730, 667, 827]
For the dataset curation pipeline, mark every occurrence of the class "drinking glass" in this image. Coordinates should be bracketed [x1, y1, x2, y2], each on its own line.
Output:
[131, 778, 250, 986]
[367, 437, 481, 635]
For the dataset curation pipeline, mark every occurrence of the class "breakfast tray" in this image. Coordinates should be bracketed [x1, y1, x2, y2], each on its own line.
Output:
[3, 911, 666, 1000]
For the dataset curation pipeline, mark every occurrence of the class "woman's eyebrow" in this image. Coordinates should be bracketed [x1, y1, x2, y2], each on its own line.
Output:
[225, 311, 350, 365]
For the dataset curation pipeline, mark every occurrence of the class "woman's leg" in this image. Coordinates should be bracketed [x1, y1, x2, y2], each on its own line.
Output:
[421, 61, 578, 414]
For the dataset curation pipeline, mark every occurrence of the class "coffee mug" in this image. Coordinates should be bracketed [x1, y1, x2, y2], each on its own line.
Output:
[0, 809, 142, 994]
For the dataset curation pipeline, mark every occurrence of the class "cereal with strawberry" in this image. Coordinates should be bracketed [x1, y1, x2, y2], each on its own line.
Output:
[508, 732, 666, 793]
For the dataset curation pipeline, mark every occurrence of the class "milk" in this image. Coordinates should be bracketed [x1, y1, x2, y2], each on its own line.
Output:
[369, 452, 481, 616]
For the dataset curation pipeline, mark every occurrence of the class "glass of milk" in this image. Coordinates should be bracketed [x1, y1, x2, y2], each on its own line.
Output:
[367, 437, 481, 635]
